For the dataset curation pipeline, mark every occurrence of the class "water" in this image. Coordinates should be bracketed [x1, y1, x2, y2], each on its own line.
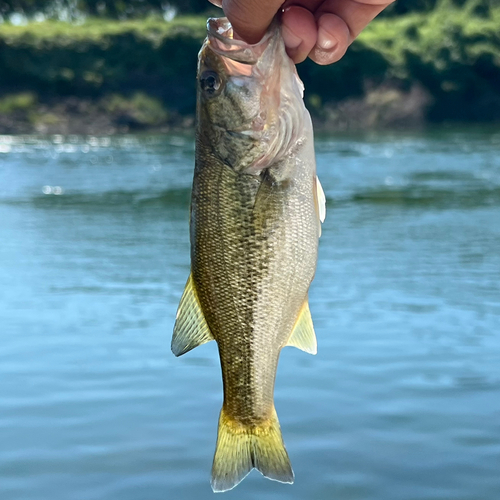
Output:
[0, 130, 499, 500]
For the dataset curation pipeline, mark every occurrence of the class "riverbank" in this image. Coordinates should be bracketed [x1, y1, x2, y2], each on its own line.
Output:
[0, 2, 499, 134]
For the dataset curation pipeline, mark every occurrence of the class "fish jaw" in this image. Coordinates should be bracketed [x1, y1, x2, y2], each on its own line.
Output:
[197, 17, 307, 175]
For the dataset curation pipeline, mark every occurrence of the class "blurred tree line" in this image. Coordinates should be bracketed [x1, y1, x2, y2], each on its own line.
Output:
[1, 0, 496, 18]
[0, 0, 499, 132]
[1, 0, 208, 19]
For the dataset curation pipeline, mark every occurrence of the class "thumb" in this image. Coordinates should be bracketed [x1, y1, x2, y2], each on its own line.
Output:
[221, 0, 285, 43]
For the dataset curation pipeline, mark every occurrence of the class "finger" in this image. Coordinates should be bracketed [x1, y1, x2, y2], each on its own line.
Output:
[222, 0, 285, 44]
[309, 13, 349, 65]
[282, 0, 325, 12]
[316, 0, 395, 40]
[309, 0, 394, 64]
[281, 6, 317, 63]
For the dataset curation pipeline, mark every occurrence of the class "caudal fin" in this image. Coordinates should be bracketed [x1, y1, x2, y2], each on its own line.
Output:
[211, 407, 294, 492]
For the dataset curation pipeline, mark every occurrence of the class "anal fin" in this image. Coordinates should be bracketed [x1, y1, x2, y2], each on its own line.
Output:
[171, 273, 214, 357]
[286, 299, 317, 355]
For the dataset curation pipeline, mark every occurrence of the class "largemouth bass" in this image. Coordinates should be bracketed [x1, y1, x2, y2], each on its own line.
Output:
[172, 17, 325, 492]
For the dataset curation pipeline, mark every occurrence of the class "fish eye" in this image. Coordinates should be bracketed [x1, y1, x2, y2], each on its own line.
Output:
[200, 71, 221, 95]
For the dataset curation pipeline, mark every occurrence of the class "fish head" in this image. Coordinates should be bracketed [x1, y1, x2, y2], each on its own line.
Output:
[197, 17, 306, 174]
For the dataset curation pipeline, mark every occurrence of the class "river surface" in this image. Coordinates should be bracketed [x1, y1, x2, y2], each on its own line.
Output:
[0, 130, 499, 500]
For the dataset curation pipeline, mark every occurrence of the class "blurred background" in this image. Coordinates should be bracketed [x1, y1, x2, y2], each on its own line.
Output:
[0, 0, 499, 133]
[1, 1, 499, 500]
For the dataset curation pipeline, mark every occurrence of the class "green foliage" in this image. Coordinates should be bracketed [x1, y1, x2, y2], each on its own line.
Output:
[358, 0, 500, 120]
[0, 0, 212, 18]
[102, 92, 168, 126]
[373, 0, 496, 16]
[79, 0, 210, 16]
[0, 0, 44, 17]
[0, 17, 205, 114]
[0, 1, 499, 125]
[1, 0, 497, 19]
[0, 91, 37, 113]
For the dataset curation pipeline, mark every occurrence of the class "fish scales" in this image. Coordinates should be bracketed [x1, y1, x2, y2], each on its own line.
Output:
[193, 144, 317, 422]
[172, 16, 325, 492]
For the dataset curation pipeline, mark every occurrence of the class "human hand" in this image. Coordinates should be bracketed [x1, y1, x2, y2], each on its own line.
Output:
[209, 0, 395, 65]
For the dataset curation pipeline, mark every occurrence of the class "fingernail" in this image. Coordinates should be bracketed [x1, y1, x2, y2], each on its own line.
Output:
[282, 24, 302, 50]
[312, 48, 335, 65]
[317, 26, 338, 50]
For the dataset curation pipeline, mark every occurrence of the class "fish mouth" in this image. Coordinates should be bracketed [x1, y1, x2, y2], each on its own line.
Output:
[207, 17, 277, 65]
[202, 17, 305, 173]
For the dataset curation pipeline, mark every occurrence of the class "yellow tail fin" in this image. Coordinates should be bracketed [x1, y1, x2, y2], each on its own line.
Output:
[211, 407, 294, 492]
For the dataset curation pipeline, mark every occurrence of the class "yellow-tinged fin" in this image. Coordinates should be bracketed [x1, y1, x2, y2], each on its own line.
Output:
[286, 299, 317, 355]
[171, 273, 214, 357]
[313, 175, 326, 237]
[211, 407, 294, 492]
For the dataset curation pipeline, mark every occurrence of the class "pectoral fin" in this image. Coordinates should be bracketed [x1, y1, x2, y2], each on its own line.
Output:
[314, 175, 326, 237]
[171, 273, 214, 357]
[286, 299, 317, 355]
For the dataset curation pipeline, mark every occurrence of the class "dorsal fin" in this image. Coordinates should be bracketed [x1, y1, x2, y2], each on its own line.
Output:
[171, 273, 214, 356]
[285, 299, 317, 355]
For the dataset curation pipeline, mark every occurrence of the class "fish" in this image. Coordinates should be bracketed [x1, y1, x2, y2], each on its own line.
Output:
[171, 17, 326, 492]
